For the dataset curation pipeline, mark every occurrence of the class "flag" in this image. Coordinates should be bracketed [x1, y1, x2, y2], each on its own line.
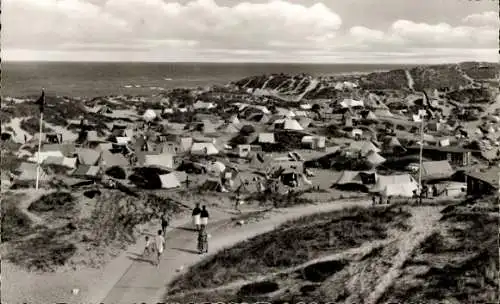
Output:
[35, 90, 45, 113]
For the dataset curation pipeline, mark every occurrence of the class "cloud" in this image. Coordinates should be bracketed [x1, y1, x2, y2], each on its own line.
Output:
[462, 11, 498, 27]
[2, 0, 497, 62]
[3, 0, 342, 52]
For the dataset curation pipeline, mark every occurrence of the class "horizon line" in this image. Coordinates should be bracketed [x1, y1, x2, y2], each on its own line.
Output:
[2, 60, 496, 65]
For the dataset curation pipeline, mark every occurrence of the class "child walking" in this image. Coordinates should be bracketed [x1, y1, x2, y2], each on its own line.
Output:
[142, 235, 152, 258]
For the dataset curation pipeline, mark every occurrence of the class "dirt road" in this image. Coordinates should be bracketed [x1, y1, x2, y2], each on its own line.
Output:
[96, 199, 371, 304]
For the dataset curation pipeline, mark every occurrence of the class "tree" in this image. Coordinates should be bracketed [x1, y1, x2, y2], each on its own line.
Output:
[240, 125, 256, 136]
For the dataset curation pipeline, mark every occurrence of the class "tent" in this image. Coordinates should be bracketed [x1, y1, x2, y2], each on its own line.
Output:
[207, 161, 226, 175]
[143, 153, 175, 169]
[71, 165, 100, 178]
[200, 179, 228, 192]
[43, 156, 77, 169]
[365, 151, 386, 167]
[274, 119, 304, 131]
[258, 133, 275, 144]
[143, 109, 157, 121]
[159, 173, 181, 189]
[100, 150, 128, 168]
[340, 99, 364, 108]
[76, 148, 101, 166]
[191, 142, 219, 155]
[15, 162, 49, 182]
[349, 141, 381, 157]
[29, 150, 65, 164]
[228, 115, 240, 125]
[370, 174, 418, 197]
[420, 160, 454, 181]
[366, 111, 377, 120]
[335, 171, 365, 185]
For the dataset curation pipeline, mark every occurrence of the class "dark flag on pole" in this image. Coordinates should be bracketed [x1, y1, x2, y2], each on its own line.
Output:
[35, 90, 45, 113]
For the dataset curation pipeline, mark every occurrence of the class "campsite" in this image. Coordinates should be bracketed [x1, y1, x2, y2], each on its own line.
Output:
[1, 62, 499, 303]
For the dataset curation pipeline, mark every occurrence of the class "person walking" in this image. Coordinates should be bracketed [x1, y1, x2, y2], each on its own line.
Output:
[372, 195, 376, 206]
[154, 230, 165, 267]
[192, 203, 201, 231]
[200, 205, 209, 230]
[161, 212, 170, 236]
[197, 225, 208, 254]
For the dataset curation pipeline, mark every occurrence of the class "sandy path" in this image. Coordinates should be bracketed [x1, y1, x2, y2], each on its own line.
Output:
[1, 117, 33, 143]
[42, 122, 78, 142]
[364, 206, 443, 304]
[99, 199, 370, 304]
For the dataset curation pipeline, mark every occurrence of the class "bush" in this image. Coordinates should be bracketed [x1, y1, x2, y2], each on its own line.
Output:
[1, 195, 36, 242]
[106, 166, 127, 180]
[240, 125, 256, 136]
[28, 192, 76, 213]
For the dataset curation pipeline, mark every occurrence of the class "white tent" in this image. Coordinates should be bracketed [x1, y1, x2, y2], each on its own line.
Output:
[144, 153, 174, 169]
[143, 109, 157, 121]
[340, 99, 364, 108]
[366, 151, 386, 167]
[366, 111, 377, 120]
[370, 174, 418, 197]
[29, 150, 64, 164]
[159, 173, 181, 189]
[191, 142, 219, 155]
[207, 161, 226, 175]
[274, 118, 304, 131]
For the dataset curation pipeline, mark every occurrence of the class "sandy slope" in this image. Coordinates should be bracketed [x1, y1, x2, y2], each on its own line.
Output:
[1, 117, 33, 143]
[98, 199, 370, 304]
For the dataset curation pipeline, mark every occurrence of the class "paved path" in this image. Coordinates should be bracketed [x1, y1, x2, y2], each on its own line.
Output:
[98, 199, 371, 304]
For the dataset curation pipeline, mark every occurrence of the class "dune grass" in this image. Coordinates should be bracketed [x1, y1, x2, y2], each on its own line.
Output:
[383, 203, 499, 303]
[1, 193, 38, 242]
[168, 205, 411, 294]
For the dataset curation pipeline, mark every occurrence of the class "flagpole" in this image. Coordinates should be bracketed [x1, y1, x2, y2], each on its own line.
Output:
[417, 91, 426, 203]
[35, 89, 45, 190]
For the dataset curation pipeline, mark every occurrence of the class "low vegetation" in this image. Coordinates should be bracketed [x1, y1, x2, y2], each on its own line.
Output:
[168, 205, 411, 295]
[382, 201, 499, 303]
[1, 193, 38, 242]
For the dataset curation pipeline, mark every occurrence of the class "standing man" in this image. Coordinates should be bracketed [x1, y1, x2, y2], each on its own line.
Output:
[192, 203, 201, 231]
[154, 230, 165, 267]
[200, 205, 209, 230]
[161, 212, 170, 236]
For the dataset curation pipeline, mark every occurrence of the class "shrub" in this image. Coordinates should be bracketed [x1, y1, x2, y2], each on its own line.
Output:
[106, 166, 127, 180]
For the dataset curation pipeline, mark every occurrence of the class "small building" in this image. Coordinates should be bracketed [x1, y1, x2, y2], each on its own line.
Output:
[404, 145, 475, 167]
[464, 167, 500, 197]
[236, 144, 262, 158]
[301, 136, 326, 150]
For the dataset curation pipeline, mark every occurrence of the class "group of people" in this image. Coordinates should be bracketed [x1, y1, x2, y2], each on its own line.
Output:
[141, 204, 211, 267]
[143, 212, 170, 267]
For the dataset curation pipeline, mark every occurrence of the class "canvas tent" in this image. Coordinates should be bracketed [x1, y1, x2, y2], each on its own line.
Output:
[365, 151, 386, 167]
[335, 171, 370, 185]
[191, 142, 219, 155]
[71, 165, 100, 178]
[76, 148, 101, 166]
[143, 153, 175, 169]
[29, 150, 65, 164]
[274, 118, 304, 131]
[15, 162, 50, 182]
[340, 99, 364, 108]
[370, 174, 418, 197]
[258, 133, 275, 144]
[159, 173, 181, 189]
[200, 179, 228, 192]
[43, 156, 77, 169]
[100, 150, 128, 168]
[349, 141, 381, 157]
[420, 160, 454, 181]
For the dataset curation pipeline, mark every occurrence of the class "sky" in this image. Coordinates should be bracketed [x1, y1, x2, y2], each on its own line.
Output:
[2, 0, 499, 63]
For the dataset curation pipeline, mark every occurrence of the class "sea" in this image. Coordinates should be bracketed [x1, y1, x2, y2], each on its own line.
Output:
[2, 62, 415, 98]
